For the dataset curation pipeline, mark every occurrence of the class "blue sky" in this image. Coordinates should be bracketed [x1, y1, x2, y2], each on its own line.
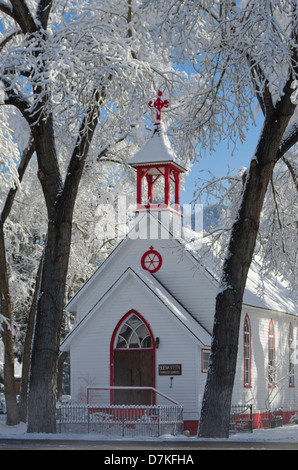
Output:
[180, 113, 264, 205]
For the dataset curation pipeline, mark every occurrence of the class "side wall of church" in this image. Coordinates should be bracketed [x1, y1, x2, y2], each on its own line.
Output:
[231, 306, 298, 424]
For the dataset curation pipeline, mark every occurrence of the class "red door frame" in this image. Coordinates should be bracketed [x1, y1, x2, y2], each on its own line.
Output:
[110, 309, 156, 404]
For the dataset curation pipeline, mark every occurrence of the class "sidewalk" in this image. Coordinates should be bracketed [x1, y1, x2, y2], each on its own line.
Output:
[0, 415, 298, 443]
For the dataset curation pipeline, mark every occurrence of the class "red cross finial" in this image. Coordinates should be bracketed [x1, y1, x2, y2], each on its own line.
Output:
[148, 90, 168, 125]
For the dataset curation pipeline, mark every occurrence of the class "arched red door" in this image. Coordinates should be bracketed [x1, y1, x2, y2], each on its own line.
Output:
[110, 310, 156, 405]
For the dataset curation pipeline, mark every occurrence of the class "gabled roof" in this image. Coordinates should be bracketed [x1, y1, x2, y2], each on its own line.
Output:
[243, 257, 296, 314]
[64, 212, 163, 313]
[65, 210, 295, 318]
[128, 124, 187, 171]
[64, 211, 217, 314]
[61, 267, 211, 351]
[181, 230, 296, 315]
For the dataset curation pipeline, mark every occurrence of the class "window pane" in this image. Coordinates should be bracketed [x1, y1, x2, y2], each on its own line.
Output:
[136, 324, 149, 343]
[116, 334, 128, 349]
[202, 350, 210, 372]
[141, 335, 152, 348]
[268, 322, 275, 385]
[289, 324, 294, 386]
[118, 324, 133, 345]
[115, 314, 152, 349]
[128, 332, 140, 348]
[126, 315, 142, 330]
[244, 318, 251, 386]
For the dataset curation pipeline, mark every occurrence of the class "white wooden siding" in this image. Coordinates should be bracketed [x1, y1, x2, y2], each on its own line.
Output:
[65, 212, 297, 420]
[69, 272, 201, 418]
[232, 306, 298, 413]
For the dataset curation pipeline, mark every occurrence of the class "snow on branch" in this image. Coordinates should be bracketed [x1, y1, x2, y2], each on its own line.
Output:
[277, 121, 298, 161]
[0, 314, 11, 331]
[0, 81, 5, 104]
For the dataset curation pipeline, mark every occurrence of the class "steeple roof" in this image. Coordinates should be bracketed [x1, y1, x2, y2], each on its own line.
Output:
[128, 124, 186, 171]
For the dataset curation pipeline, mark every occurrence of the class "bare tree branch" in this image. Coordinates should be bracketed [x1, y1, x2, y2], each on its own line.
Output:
[9, 0, 37, 33]
[0, 136, 35, 225]
[0, 1, 15, 20]
[0, 29, 20, 53]
[277, 123, 298, 161]
[57, 84, 108, 219]
[37, 0, 54, 29]
[281, 155, 298, 193]
[248, 56, 274, 118]
[3, 83, 32, 124]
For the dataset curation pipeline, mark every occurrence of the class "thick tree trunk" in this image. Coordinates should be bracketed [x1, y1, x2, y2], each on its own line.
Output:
[198, 99, 296, 438]
[18, 258, 42, 423]
[0, 228, 20, 425]
[26, 111, 68, 433]
[27, 219, 72, 433]
[27, 91, 101, 433]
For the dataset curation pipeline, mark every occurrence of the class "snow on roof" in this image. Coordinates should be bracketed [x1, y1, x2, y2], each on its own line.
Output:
[61, 266, 211, 350]
[181, 228, 296, 315]
[128, 124, 186, 171]
[65, 212, 295, 334]
[243, 257, 296, 314]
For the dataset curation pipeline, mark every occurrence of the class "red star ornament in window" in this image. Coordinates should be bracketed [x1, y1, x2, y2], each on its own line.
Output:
[141, 246, 162, 273]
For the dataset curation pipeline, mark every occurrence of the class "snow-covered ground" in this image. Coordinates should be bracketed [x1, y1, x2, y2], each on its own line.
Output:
[0, 415, 298, 442]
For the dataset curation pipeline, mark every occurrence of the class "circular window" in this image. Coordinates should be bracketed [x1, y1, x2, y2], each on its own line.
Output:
[141, 246, 162, 273]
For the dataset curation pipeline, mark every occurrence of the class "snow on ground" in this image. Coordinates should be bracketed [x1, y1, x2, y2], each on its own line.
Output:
[0, 415, 298, 442]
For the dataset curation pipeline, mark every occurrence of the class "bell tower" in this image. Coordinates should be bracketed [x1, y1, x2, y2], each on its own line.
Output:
[128, 91, 187, 216]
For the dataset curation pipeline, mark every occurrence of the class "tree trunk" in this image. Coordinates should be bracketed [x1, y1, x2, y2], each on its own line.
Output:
[18, 257, 42, 423]
[198, 99, 296, 438]
[0, 228, 20, 425]
[27, 218, 72, 433]
[0, 138, 34, 425]
[27, 91, 101, 433]
[1, 328, 19, 425]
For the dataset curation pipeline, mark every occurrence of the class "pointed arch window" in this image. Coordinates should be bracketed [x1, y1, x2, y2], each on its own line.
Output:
[244, 315, 251, 387]
[268, 320, 275, 387]
[289, 323, 295, 387]
[115, 314, 153, 349]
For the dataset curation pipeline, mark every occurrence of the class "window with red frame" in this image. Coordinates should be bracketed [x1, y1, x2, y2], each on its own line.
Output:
[244, 315, 251, 387]
[289, 323, 295, 387]
[268, 320, 275, 387]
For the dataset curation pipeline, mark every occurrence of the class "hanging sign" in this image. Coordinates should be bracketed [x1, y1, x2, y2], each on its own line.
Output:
[158, 364, 182, 376]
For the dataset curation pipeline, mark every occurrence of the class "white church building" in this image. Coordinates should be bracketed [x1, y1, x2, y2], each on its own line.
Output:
[61, 93, 297, 435]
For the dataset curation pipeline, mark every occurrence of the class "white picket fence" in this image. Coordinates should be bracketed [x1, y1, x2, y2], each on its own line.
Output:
[56, 403, 183, 437]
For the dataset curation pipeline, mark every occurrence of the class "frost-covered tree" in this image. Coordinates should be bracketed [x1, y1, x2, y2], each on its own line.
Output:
[0, 115, 35, 425]
[0, 0, 183, 432]
[144, 0, 298, 437]
[0, 112, 142, 424]
[194, 150, 297, 296]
